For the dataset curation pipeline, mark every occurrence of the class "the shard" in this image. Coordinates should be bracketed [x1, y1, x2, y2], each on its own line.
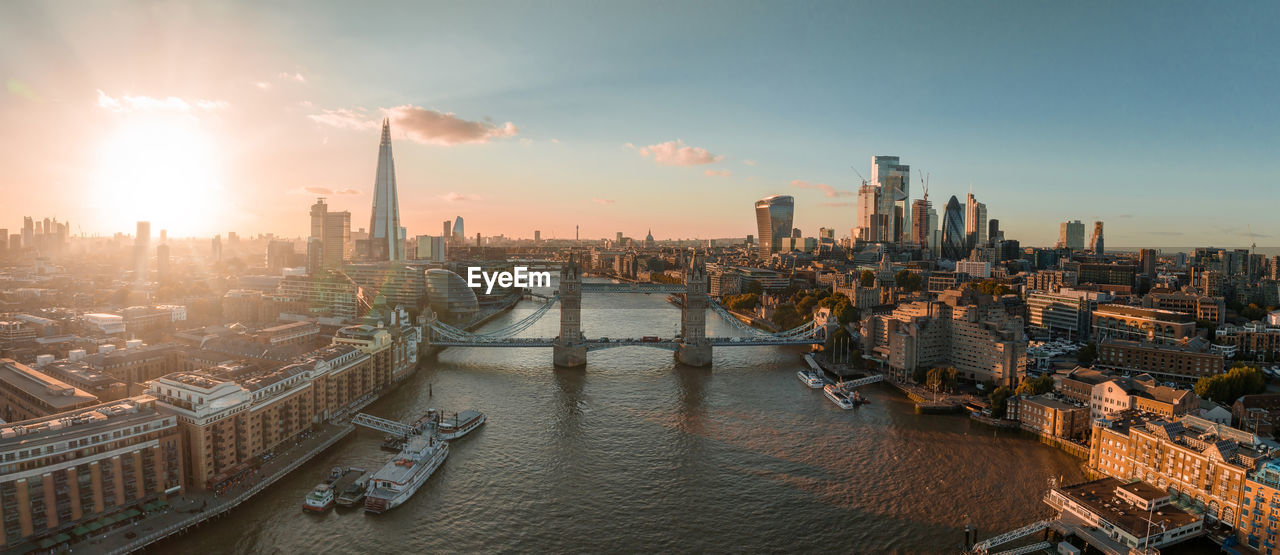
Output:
[368, 118, 402, 261]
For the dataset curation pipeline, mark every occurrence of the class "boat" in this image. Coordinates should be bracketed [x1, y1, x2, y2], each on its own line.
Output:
[364, 435, 450, 514]
[302, 483, 336, 512]
[436, 410, 486, 441]
[324, 466, 344, 485]
[796, 370, 824, 389]
[823, 384, 855, 410]
[380, 436, 406, 452]
[336, 469, 371, 508]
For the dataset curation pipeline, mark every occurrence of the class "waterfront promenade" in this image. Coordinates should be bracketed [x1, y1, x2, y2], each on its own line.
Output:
[65, 421, 356, 554]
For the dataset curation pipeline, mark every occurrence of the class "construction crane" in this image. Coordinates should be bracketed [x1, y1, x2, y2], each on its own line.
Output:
[1248, 224, 1257, 254]
[850, 166, 869, 187]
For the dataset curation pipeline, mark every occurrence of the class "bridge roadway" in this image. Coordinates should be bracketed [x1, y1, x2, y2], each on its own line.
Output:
[430, 336, 822, 351]
[578, 282, 687, 293]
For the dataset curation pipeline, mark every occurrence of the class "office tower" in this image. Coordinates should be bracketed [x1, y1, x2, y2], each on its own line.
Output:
[414, 235, 447, 262]
[368, 118, 403, 261]
[535, 230, 542, 242]
[156, 244, 170, 282]
[965, 192, 987, 249]
[160, 229, 167, 243]
[135, 221, 150, 282]
[453, 216, 465, 242]
[988, 219, 1000, 244]
[855, 155, 910, 243]
[1090, 221, 1105, 256]
[616, 231, 623, 243]
[0, 229, 6, 257]
[8, 234, 19, 251]
[910, 197, 932, 250]
[310, 198, 351, 269]
[306, 237, 323, 275]
[940, 195, 967, 260]
[1140, 249, 1158, 277]
[754, 195, 794, 259]
[267, 240, 295, 272]
[443, 220, 452, 239]
[792, 228, 801, 238]
[21, 217, 32, 250]
[211, 234, 222, 261]
[1057, 220, 1085, 250]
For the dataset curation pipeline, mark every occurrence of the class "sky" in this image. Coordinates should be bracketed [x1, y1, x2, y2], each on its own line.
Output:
[1, 1, 1278, 247]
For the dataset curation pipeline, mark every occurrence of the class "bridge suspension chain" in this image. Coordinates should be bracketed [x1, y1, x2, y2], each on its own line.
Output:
[429, 294, 560, 342]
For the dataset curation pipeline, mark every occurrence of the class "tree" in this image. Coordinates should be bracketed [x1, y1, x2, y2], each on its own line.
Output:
[797, 295, 819, 315]
[834, 300, 856, 326]
[744, 280, 764, 295]
[926, 367, 959, 393]
[772, 304, 804, 330]
[1243, 303, 1267, 322]
[860, 269, 876, 288]
[724, 293, 760, 312]
[1016, 374, 1055, 396]
[912, 366, 929, 384]
[894, 269, 922, 293]
[969, 279, 1010, 297]
[1076, 342, 1097, 365]
[1194, 364, 1266, 404]
[989, 386, 1014, 418]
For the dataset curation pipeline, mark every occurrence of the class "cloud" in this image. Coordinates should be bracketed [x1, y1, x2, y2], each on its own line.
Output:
[388, 105, 517, 145]
[551, 138, 561, 144]
[255, 81, 272, 90]
[819, 202, 854, 207]
[743, 159, 757, 166]
[633, 139, 722, 166]
[308, 108, 377, 130]
[442, 192, 483, 202]
[705, 169, 731, 177]
[302, 187, 360, 196]
[97, 90, 227, 112]
[592, 198, 615, 205]
[278, 72, 306, 83]
[790, 180, 852, 198]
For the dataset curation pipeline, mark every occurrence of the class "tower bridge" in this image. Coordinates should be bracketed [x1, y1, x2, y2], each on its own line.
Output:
[426, 255, 831, 367]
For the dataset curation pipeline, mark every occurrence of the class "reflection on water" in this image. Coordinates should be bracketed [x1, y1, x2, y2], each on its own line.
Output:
[155, 288, 1084, 554]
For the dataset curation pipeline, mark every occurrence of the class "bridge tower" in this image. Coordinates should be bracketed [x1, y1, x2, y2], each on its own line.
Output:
[677, 261, 712, 366]
[553, 254, 587, 367]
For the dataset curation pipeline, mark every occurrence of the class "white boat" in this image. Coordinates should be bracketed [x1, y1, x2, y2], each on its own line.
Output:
[823, 384, 854, 410]
[796, 370, 824, 388]
[303, 483, 335, 512]
[364, 435, 449, 514]
[436, 410, 486, 441]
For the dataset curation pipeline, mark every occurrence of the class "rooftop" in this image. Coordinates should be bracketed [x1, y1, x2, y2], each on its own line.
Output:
[1056, 478, 1199, 538]
[0, 396, 162, 446]
[0, 358, 98, 409]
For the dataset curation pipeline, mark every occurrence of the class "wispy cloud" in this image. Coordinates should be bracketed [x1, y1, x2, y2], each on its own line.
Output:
[388, 105, 517, 145]
[791, 180, 851, 198]
[96, 90, 227, 112]
[442, 192, 483, 202]
[278, 72, 306, 83]
[592, 198, 615, 205]
[630, 139, 722, 166]
[303, 187, 359, 195]
[743, 159, 757, 166]
[308, 108, 376, 130]
[705, 169, 731, 177]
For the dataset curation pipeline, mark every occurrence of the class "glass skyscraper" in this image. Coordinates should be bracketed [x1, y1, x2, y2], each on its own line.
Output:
[368, 118, 402, 261]
[754, 195, 794, 259]
[941, 195, 967, 261]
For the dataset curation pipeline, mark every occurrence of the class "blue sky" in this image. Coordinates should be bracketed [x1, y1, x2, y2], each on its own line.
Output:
[1, 1, 1277, 246]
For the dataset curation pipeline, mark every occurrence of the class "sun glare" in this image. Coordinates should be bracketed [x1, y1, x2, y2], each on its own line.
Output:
[92, 116, 225, 236]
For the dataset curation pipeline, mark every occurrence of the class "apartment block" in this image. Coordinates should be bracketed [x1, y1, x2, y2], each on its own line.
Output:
[1096, 338, 1225, 383]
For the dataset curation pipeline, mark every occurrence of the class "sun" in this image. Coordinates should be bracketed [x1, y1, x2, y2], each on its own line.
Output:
[92, 115, 226, 236]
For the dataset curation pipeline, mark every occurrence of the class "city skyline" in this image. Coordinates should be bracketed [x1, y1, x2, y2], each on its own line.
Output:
[2, 2, 1279, 246]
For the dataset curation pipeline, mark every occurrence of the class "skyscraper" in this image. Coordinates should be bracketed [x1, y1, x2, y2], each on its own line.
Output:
[988, 219, 1000, 244]
[135, 221, 150, 282]
[1057, 220, 1085, 250]
[1139, 248, 1158, 277]
[941, 195, 967, 260]
[855, 156, 910, 243]
[754, 195, 794, 259]
[453, 216, 465, 243]
[368, 119, 402, 261]
[910, 197, 932, 251]
[965, 192, 987, 250]
[310, 198, 351, 270]
[1090, 221, 1105, 257]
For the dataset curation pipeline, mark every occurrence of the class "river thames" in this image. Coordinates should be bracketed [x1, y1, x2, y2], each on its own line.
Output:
[155, 287, 1087, 553]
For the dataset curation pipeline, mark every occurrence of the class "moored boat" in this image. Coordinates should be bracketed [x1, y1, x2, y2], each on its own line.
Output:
[796, 370, 824, 389]
[364, 435, 450, 514]
[436, 410, 486, 441]
[823, 384, 855, 410]
[336, 469, 371, 507]
[303, 483, 336, 512]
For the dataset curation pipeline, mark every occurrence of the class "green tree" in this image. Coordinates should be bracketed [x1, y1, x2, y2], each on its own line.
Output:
[797, 295, 819, 315]
[859, 269, 876, 287]
[1076, 342, 1097, 365]
[834, 300, 856, 326]
[894, 269, 922, 293]
[1194, 364, 1266, 404]
[1243, 303, 1267, 321]
[772, 304, 804, 330]
[724, 293, 760, 312]
[989, 386, 1014, 418]
[926, 367, 959, 392]
[969, 279, 1010, 297]
[1016, 374, 1056, 396]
